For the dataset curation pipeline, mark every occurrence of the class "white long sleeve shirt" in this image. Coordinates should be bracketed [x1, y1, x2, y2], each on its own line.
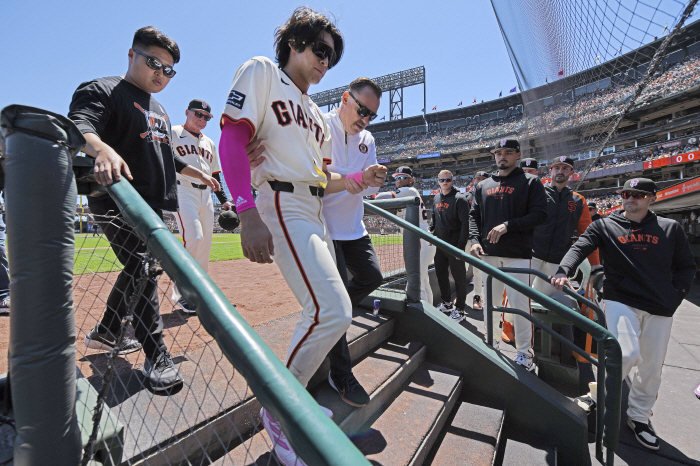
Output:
[322, 110, 380, 240]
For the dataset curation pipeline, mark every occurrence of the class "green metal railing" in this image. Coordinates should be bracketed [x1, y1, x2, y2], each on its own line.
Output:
[107, 179, 370, 466]
[364, 199, 622, 466]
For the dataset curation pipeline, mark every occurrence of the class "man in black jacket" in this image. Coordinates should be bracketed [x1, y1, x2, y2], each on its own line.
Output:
[469, 139, 547, 371]
[552, 178, 696, 451]
[430, 169, 470, 322]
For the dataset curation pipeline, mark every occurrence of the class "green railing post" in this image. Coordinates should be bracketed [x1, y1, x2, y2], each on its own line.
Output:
[106, 179, 370, 466]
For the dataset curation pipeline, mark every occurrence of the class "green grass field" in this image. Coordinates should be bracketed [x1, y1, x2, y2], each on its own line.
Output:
[73, 232, 402, 276]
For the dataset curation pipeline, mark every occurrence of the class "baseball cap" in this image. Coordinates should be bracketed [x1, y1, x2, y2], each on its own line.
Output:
[588, 201, 597, 209]
[616, 178, 657, 194]
[393, 166, 413, 178]
[491, 139, 520, 153]
[520, 158, 538, 169]
[474, 171, 491, 179]
[551, 155, 575, 168]
[188, 99, 212, 114]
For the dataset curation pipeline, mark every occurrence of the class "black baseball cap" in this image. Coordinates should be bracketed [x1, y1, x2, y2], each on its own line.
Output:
[188, 99, 212, 114]
[588, 201, 597, 209]
[551, 155, 575, 168]
[393, 166, 413, 178]
[474, 171, 491, 179]
[616, 178, 657, 194]
[491, 139, 520, 153]
[520, 158, 538, 169]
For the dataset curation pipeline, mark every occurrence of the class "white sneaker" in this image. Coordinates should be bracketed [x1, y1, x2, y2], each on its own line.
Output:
[437, 301, 454, 313]
[261, 406, 333, 465]
[515, 352, 535, 372]
[449, 308, 464, 323]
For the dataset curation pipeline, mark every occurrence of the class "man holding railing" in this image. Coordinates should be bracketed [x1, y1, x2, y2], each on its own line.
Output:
[469, 139, 547, 372]
[552, 178, 695, 451]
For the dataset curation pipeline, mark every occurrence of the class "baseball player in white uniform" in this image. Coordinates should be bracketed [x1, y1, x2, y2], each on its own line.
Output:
[217, 8, 386, 465]
[171, 99, 232, 312]
[375, 166, 436, 303]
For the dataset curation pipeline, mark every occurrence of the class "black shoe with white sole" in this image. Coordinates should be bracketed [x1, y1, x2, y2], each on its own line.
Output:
[627, 418, 660, 450]
[176, 298, 196, 314]
[142, 351, 183, 391]
[574, 394, 596, 413]
[329, 371, 370, 407]
[84, 326, 142, 355]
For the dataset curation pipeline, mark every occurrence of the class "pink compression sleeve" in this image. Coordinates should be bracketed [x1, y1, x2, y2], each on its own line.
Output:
[347, 171, 364, 184]
[219, 120, 256, 213]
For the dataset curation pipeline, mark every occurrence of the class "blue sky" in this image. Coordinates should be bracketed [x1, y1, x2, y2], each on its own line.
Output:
[1, 0, 517, 143]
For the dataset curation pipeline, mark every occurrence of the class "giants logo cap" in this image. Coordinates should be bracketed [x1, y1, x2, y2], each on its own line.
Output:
[188, 99, 212, 114]
[616, 177, 657, 194]
[491, 139, 520, 153]
[393, 166, 413, 178]
[474, 171, 491, 179]
[520, 158, 538, 168]
[551, 156, 575, 168]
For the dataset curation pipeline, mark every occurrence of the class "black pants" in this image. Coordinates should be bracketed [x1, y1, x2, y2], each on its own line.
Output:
[328, 235, 383, 377]
[90, 199, 166, 360]
[434, 237, 468, 310]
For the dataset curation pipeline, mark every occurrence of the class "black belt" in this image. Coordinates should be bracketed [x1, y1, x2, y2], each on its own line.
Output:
[268, 180, 324, 198]
[177, 180, 208, 190]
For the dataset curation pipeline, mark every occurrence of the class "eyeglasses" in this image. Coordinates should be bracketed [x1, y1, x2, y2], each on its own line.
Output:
[349, 92, 378, 121]
[133, 49, 176, 77]
[439, 178, 453, 183]
[192, 110, 212, 121]
[620, 191, 652, 200]
[310, 40, 337, 69]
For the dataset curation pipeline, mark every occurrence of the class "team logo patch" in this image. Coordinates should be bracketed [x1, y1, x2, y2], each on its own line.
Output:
[201, 101, 208, 109]
[630, 179, 639, 187]
[526, 160, 532, 166]
[359, 143, 368, 154]
[227, 90, 246, 110]
[568, 201, 577, 212]
[560, 156, 567, 162]
[500, 139, 507, 147]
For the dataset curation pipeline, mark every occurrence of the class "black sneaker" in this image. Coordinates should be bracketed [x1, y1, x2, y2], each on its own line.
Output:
[627, 418, 660, 450]
[437, 301, 454, 314]
[574, 394, 596, 413]
[176, 298, 196, 314]
[142, 351, 183, 391]
[328, 371, 370, 407]
[84, 326, 141, 355]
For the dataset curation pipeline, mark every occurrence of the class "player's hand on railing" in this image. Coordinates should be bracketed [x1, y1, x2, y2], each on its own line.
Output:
[551, 273, 571, 291]
[239, 209, 274, 264]
[362, 164, 388, 187]
[470, 243, 484, 258]
[246, 137, 266, 169]
[345, 176, 366, 194]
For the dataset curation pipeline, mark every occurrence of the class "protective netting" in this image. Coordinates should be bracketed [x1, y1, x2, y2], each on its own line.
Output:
[363, 212, 405, 286]
[73, 213, 276, 465]
[491, 0, 698, 186]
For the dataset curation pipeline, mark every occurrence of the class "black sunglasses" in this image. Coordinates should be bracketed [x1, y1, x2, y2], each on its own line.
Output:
[620, 191, 651, 200]
[133, 49, 176, 77]
[309, 40, 337, 69]
[439, 178, 453, 183]
[349, 92, 378, 121]
[193, 110, 212, 121]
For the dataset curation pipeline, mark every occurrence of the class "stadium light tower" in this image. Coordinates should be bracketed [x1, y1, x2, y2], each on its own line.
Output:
[310, 66, 426, 122]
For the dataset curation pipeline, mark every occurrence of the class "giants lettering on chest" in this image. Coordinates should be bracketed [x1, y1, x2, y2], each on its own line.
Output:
[617, 230, 659, 251]
[435, 202, 450, 211]
[486, 184, 515, 198]
[271, 100, 325, 146]
[176, 144, 213, 163]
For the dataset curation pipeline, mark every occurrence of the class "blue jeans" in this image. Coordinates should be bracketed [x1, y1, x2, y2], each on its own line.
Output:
[0, 212, 9, 300]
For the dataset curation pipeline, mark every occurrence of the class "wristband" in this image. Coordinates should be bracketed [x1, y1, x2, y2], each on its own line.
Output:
[347, 171, 364, 184]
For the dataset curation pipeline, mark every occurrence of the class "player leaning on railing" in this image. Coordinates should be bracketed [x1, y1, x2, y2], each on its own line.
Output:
[552, 178, 696, 451]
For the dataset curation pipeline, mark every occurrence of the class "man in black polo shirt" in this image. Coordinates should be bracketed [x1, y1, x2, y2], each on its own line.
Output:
[69, 26, 219, 391]
[469, 139, 547, 371]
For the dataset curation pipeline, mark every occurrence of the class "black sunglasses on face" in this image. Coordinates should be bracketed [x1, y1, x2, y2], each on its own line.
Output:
[620, 191, 651, 200]
[310, 41, 337, 69]
[439, 178, 453, 183]
[133, 49, 176, 77]
[349, 92, 378, 121]
[193, 110, 212, 121]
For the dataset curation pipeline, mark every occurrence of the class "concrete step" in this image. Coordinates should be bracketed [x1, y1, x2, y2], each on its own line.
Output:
[425, 402, 505, 466]
[352, 362, 463, 466]
[131, 308, 394, 466]
[498, 438, 557, 466]
[217, 338, 426, 465]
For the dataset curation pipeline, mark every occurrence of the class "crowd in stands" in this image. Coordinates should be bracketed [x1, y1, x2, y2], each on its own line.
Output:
[375, 53, 700, 161]
[589, 141, 700, 171]
[586, 193, 623, 211]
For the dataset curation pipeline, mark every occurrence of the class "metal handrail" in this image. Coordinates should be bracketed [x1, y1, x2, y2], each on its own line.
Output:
[363, 199, 621, 466]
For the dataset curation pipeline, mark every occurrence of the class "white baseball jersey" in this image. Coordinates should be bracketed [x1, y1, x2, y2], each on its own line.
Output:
[377, 186, 430, 232]
[222, 56, 331, 203]
[322, 110, 380, 241]
[171, 125, 221, 183]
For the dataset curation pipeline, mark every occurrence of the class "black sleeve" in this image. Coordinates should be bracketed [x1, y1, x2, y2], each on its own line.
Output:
[457, 195, 471, 250]
[557, 221, 602, 276]
[429, 195, 437, 232]
[504, 178, 548, 232]
[173, 153, 188, 173]
[469, 186, 482, 244]
[212, 173, 229, 204]
[68, 80, 112, 136]
[671, 222, 697, 299]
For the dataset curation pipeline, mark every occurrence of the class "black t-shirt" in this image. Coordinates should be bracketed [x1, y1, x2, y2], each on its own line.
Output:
[68, 76, 187, 211]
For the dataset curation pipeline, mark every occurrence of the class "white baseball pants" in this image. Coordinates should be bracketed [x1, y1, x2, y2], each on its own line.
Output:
[604, 300, 673, 424]
[420, 239, 436, 304]
[480, 256, 534, 357]
[530, 258, 560, 298]
[257, 183, 352, 388]
[173, 185, 214, 302]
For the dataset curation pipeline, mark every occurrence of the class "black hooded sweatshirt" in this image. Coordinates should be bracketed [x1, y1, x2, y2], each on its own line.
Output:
[469, 167, 548, 259]
[558, 210, 696, 317]
[430, 187, 470, 248]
